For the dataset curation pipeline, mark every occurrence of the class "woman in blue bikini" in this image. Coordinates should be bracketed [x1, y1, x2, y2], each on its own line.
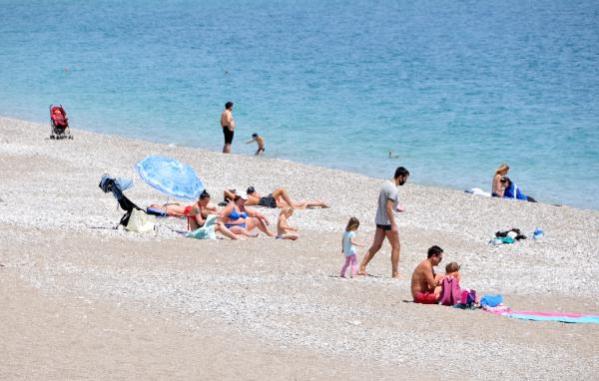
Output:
[220, 195, 276, 237]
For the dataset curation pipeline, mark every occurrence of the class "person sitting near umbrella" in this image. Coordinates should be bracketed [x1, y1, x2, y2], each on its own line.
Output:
[184, 190, 245, 240]
[220, 195, 276, 238]
[149, 190, 243, 240]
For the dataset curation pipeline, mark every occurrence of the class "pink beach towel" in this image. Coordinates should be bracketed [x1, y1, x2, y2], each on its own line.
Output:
[483, 306, 599, 324]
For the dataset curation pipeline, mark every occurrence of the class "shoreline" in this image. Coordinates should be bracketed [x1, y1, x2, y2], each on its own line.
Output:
[1, 116, 599, 379]
[2, 113, 588, 211]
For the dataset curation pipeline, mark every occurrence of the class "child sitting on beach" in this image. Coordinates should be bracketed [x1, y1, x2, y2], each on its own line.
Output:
[340, 217, 364, 278]
[442, 261, 477, 307]
[246, 133, 265, 155]
[276, 207, 299, 240]
[445, 262, 461, 283]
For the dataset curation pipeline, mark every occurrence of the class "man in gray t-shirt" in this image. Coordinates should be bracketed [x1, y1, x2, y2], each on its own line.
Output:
[375, 181, 399, 226]
[359, 166, 410, 278]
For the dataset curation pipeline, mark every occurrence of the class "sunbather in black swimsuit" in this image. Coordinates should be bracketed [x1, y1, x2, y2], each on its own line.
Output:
[222, 126, 234, 144]
[258, 194, 277, 208]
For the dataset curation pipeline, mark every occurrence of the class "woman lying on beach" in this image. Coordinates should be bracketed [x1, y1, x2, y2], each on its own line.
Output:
[237, 187, 328, 209]
[492, 163, 510, 197]
[148, 190, 242, 240]
[146, 202, 188, 217]
[220, 195, 276, 238]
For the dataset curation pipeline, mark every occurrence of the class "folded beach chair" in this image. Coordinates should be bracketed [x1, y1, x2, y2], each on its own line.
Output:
[49, 104, 73, 139]
[99, 174, 154, 231]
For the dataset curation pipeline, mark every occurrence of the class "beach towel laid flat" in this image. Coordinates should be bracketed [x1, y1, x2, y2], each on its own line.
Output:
[483, 305, 599, 324]
[465, 187, 491, 197]
[186, 215, 217, 240]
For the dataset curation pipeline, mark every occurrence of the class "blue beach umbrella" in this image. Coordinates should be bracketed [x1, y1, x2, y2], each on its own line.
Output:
[136, 156, 204, 201]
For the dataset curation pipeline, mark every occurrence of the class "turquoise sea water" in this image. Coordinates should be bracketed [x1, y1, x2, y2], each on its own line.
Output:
[1, 1, 598, 208]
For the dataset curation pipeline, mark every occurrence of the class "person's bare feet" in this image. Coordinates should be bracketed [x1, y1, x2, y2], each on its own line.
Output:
[392, 271, 400, 279]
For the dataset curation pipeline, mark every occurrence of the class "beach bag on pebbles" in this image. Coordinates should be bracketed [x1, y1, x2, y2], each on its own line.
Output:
[125, 208, 156, 233]
[440, 277, 462, 306]
[460, 289, 477, 307]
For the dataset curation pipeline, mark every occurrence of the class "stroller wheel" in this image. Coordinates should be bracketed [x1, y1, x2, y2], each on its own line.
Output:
[50, 135, 55, 139]
[69, 135, 74, 140]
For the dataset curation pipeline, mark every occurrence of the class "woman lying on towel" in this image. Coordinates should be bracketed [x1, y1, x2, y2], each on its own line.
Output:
[146, 202, 188, 217]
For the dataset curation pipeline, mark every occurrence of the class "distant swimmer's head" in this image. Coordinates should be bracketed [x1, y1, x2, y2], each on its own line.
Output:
[394, 166, 410, 186]
[246, 186, 256, 195]
[225, 101, 234, 110]
[496, 163, 510, 176]
[252, 133, 258, 138]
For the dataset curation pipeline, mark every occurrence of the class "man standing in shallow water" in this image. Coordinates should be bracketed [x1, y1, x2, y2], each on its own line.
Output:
[220, 101, 235, 153]
[358, 166, 409, 278]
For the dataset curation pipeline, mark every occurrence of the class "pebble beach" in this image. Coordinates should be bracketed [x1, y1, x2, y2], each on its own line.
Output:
[1, 117, 598, 380]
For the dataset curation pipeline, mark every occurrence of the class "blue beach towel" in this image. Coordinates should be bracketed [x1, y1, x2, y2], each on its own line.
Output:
[146, 207, 168, 217]
[504, 313, 599, 324]
[185, 215, 218, 240]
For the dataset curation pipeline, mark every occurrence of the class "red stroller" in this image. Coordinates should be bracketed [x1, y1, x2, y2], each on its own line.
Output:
[49, 104, 73, 139]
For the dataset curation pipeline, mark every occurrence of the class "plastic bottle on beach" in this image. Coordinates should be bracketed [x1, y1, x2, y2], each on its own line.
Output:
[533, 228, 544, 240]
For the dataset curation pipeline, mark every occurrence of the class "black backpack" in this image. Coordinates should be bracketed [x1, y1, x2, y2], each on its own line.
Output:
[99, 176, 142, 227]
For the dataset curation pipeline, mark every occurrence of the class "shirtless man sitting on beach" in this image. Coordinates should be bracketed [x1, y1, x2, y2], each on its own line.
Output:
[411, 245, 445, 304]
[241, 187, 328, 209]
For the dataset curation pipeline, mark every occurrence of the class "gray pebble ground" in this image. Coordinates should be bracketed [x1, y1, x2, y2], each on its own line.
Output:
[1, 118, 598, 380]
